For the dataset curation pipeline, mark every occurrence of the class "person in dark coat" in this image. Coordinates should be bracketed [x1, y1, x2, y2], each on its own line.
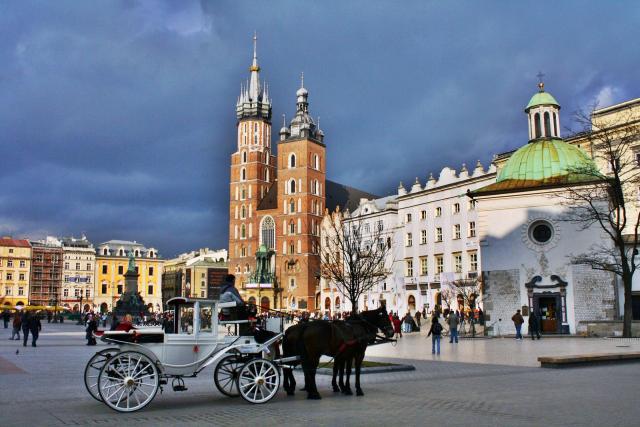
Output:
[528, 310, 541, 340]
[22, 312, 42, 347]
[2, 310, 10, 328]
[85, 313, 98, 345]
[427, 316, 443, 354]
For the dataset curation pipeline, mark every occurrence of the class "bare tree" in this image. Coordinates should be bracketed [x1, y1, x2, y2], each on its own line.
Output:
[321, 210, 393, 314]
[562, 105, 640, 337]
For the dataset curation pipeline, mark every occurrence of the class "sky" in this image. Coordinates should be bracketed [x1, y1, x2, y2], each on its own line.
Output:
[1, 1, 639, 257]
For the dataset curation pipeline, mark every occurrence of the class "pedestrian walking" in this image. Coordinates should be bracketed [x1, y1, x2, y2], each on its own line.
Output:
[427, 316, 443, 354]
[447, 310, 459, 343]
[2, 310, 10, 328]
[10, 311, 22, 340]
[528, 310, 541, 340]
[512, 309, 524, 340]
[415, 310, 422, 328]
[85, 314, 98, 345]
[22, 311, 42, 347]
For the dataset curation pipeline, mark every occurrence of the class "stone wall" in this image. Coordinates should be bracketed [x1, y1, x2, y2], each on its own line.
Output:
[572, 265, 617, 333]
[581, 321, 640, 337]
[482, 269, 520, 336]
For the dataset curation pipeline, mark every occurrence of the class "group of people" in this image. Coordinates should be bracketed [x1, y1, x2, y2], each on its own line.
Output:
[511, 309, 542, 340]
[3, 310, 42, 347]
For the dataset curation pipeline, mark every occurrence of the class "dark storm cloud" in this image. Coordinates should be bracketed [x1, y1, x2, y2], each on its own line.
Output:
[1, 1, 639, 256]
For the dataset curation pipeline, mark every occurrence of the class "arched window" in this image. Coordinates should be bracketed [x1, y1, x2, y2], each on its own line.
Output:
[289, 199, 295, 214]
[134, 250, 139, 257]
[335, 296, 341, 310]
[241, 224, 246, 239]
[534, 113, 541, 138]
[314, 154, 320, 170]
[289, 153, 296, 168]
[553, 112, 558, 136]
[241, 205, 246, 219]
[103, 248, 108, 255]
[149, 250, 154, 258]
[242, 151, 247, 163]
[289, 220, 295, 234]
[289, 179, 296, 194]
[241, 187, 246, 199]
[544, 112, 551, 137]
[260, 216, 275, 249]
[241, 167, 246, 181]
[265, 169, 270, 183]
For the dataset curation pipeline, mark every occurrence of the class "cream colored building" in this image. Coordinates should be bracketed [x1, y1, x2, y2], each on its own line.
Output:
[162, 248, 228, 304]
[60, 236, 96, 312]
[0, 237, 31, 307]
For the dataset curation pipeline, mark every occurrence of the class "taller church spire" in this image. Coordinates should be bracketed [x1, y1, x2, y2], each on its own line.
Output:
[236, 33, 271, 121]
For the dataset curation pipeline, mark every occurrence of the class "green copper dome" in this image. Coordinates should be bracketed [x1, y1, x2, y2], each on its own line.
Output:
[526, 90, 560, 110]
[497, 139, 598, 184]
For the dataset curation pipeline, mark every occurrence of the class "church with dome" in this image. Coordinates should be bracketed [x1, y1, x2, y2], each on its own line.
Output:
[470, 82, 617, 335]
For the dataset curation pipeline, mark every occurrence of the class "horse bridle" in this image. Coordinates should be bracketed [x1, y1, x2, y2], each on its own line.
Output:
[348, 313, 396, 346]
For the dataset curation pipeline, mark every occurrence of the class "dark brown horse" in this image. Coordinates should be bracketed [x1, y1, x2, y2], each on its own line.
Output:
[282, 306, 394, 399]
[331, 311, 395, 396]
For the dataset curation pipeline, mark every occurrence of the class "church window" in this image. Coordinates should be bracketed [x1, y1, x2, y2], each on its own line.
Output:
[313, 154, 320, 170]
[289, 153, 296, 168]
[260, 216, 275, 249]
[289, 199, 295, 214]
[241, 187, 246, 200]
[297, 240, 301, 254]
[553, 112, 558, 136]
[289, 221, 295, 234]
[242, 151, 247, 163]
[544, 112, 551, 137]
[265, 169, 270, 183]
[534, 113, 541, 138]
[241, 224, 246, 239]
[298, 198, 302, 212]
[241, 168, 246, 181]
[289, 242, 295, 255]
[290, 179, 296, 194]
[241, 205, 246, 219]
[529, 220, 553, 244]
[297, 218, 302, 233]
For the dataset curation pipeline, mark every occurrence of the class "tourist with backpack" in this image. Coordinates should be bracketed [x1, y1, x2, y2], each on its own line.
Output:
[427, 316, 443, 354]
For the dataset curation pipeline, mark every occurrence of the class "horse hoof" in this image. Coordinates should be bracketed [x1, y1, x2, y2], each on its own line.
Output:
[356, 390, 364, 396]
[342, 389, 353, 396]
[307, 393, 322, 400]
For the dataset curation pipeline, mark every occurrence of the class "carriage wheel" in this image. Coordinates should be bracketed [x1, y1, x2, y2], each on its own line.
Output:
[84, 348, 119, 402]
[214, 354, 244, 397]
[97, 351, 159, 412]
[237, 359, 280, 404]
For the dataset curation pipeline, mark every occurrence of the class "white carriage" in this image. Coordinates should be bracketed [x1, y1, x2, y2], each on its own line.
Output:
[84, 297, 294, 412]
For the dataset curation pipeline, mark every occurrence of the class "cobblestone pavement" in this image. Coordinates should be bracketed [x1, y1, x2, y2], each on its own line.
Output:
[1, 323, 639, 426]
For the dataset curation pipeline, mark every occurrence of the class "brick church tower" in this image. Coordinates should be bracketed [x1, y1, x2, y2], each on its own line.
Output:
[228, 35, 276, 288]
[228, 37, 326, 312]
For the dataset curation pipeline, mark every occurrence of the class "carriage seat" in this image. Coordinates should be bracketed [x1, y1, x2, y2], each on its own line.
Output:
[101, 330, 165, 344]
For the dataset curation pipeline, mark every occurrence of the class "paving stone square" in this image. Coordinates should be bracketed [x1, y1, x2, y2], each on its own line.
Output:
[1, 323, 640, 426]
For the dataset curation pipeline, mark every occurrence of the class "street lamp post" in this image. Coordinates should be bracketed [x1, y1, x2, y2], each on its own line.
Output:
[76, 286, 84, 325]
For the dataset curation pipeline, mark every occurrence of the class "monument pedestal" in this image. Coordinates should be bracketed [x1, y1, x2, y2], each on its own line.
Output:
[114, 270, 149, 320]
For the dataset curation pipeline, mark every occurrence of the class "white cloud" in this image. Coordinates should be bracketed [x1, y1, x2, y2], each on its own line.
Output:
[595, 85, 624, 108]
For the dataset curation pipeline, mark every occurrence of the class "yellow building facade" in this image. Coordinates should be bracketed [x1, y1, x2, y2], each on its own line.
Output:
[93, 240, 163, 313]
[0, 237, 32, 307]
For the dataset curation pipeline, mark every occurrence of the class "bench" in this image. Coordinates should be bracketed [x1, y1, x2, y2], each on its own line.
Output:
[538, 352, 640, 368]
